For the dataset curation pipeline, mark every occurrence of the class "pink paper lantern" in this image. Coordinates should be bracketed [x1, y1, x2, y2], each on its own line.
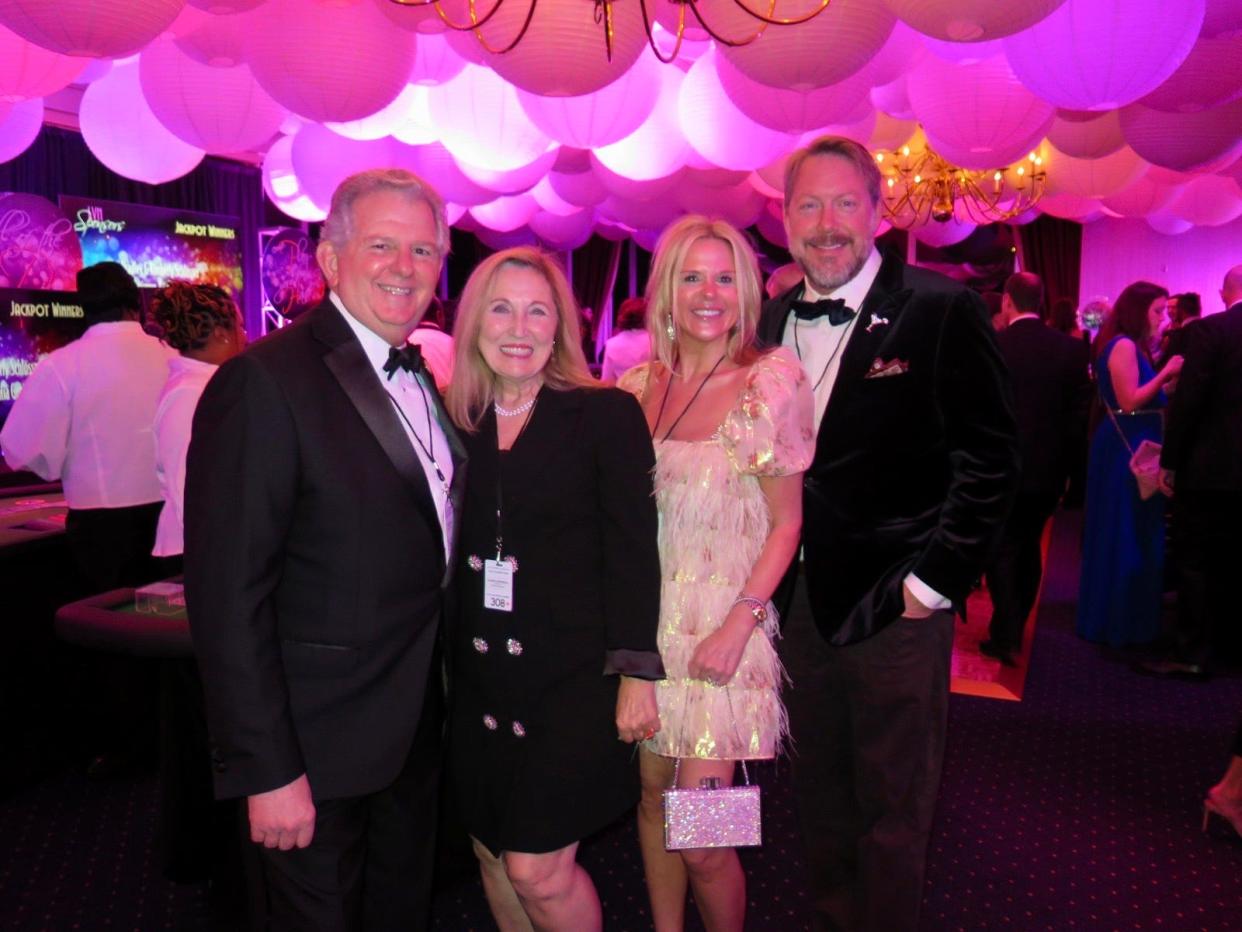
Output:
[290, 124, 397, 211]
[1139, 36, 1242, 113]
[913, 218, 976, 246]
[0, 97, 41, 163]
[870, 112, 918, 150]
[1120, 98, 1242, 171]
[188, 0, 266, 10]
[546, 169, 607, 208]
[428, 64, 553, 172]
[1100, 171, 1184, 217]
[679, 50, 799, 172]
[598, 195, 681, 232]
[675, 178, 765, 229]
[326, 85, 435, 144]
[140, 39, 287, 154]
[409, 33, 466, 85]
[0, 0, 183, 58]
[530, 177, 581, 217]
[373, 0, 444, 33]
[594, 66, 691, 182]
[174, 10, 248, 67]
[590, 158, 683, 202]
[440, 0, 648, 97]
[1004, 0, 1204, 111]
[263, 134, 328, 222]
[907, 54, 1054, 169]
[756, 200, 788, 247]
[392, 142, 493, 207]
[719, 0, 896, 91]
[457, 148, 559, 196]
[246, 0, 415, 123]
[1202, 0, 1242, 38]
[470, 193, 539, 233]
[530, 208, 595, 251]
[1146, 212, 1193, 236]
[1047, 109, 1126, 159]
[855, 20, 927, 86]
[871, 76, 915, 120]
[716, 51, 872, 134]
[79, 60, 205, 184]
[0, 24, 83, 103]
[1038, 192, 1103, 222]
[474, 226, 540, 251]
[1168, 175, 1242, 226]
[883, 0, 1067, 41]
[517, 49, 661, 149]
[1046, 146, 1147, 199]
[749, 171, 783, 200]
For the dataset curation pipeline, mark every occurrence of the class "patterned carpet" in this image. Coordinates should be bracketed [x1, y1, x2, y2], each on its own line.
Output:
[2, 509, 1240, 930]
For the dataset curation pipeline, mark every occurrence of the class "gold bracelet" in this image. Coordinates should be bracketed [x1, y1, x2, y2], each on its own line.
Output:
[731, 595, 768, 625]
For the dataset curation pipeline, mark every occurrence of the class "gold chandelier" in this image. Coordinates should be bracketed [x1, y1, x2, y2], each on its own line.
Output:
[875, 136, 1048, 228]
[387, 0, 833, 61]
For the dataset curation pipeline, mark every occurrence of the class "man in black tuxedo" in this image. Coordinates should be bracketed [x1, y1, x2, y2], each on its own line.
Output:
[184, 168, 465, 930]
[980, 272, 1091, 667]
[759, 136, 1017, 931]
[1157, 265, 1242, 675]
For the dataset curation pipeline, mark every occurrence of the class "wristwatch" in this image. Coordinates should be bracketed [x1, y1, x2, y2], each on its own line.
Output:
[732, 595, 768, 625]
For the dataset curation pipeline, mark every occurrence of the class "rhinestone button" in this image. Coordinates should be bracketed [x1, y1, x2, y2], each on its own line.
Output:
[512, 721, 526, 738]
[472, 637, 489, 654]
[506, 638, 523, 656]
[482, 714, 497, 730]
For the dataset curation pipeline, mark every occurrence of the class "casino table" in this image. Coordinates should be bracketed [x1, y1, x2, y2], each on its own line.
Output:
[0, 488, 67, 554]
[54, 583, 192, 658]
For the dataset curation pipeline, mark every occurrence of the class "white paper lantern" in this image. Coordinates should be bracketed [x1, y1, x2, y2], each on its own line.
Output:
[326, 84, 433, 143]
[679, 49, 799, 172]
[1120, 98, 1242, 171]
[1139, 36, 1242, 113]
[719, 0, 896, 91]
[870, 111, 918, 150]
[1004, 0, 1204, 111]
[1146, 212, 1193, 235]
[594, 65, 691, 182]
[855, 19, 927, 86]
[883, 0, 1067, 41]
[1201, 0, 1242, 38]
[716, 50, 872, 134]
[907, 54, 1054, 169]
[247, 0, 415, 123]
[440, 0, 647, 97]
[675, 178, 765, 229]
[1038, 192, 1103, 221]
[529, 177, 581, 217]
[263, 134, 327, 222]
[174, 10, 248, 66]
[289, 123, 398, 210]
[598, 195, 681, 232]
[79, 60, 205, 184]
[0, 24, 83, 103]
[457, 148, 558, 196]
[546, 169, 607, 208]
[393, 142, 493, 207]
[517, 49, 661, 149]
[188, 0, 266, 11]
[529, 208, 595, 251]
[0, 96, 41, 163]
[913, 218, 976, 246]
[0, 0, 183, 58]
[409, 33, 466, 85]
[1099, 170, 1184, 217]
[1045, 146, 1147, 199]
[871, 76, 915, 119]
[373, 0, 444, 33]
[140, 38, 286, 153]
[1047, 109, 1126, 159]
[1168, 174, 1242, 226]
[591, 158, 683, 202]
[428, 64, 553, 172]
[470, 193, 539, 233]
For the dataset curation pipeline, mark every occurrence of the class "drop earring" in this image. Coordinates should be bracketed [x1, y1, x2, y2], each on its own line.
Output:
[666, 316, 676, 342]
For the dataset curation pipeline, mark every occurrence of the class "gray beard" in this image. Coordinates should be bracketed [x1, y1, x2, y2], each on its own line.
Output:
[802, 247, 869, 295]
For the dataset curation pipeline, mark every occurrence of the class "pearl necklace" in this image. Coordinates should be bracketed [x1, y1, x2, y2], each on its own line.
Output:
[494, 397, 536, 417]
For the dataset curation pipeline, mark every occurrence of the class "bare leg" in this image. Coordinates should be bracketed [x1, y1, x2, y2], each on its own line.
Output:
[1212, 754, 1242, 799]
[472, 837, 534, 932]
[674, 758, 746, 932]
[505, 843, 601, 932]
[638, 748, 689, 931]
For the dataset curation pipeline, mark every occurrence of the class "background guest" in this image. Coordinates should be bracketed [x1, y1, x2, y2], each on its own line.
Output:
[444, 247, 662, 932]
[1049, 296, 1085, 341]
[764, 261, 804, 301]
[1077, 281, 1181, 647]
[1158, 291, 1202, 371]
[408, 294, 455, 391]
[600, 296, 651, 382]
[983, 290, 1006, 331]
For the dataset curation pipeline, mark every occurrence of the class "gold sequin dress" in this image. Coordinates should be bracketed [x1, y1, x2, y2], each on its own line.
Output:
[619, 348, 815, 760]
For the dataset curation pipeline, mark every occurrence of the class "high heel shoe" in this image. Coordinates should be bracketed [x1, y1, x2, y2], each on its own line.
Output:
[1201, 787, 1242, 838]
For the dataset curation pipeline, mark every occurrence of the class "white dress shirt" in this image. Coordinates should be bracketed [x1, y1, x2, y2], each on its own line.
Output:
[781, 249, 948, 611]
[601, 329, 652, 382]
[331, 293, 454, 561]
[407, 324, 454, 392]
[0, 321, 175, 509]
[152, 355, 217, 556]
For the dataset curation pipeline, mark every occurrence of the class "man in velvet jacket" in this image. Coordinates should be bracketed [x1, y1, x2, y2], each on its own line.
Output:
[184, 169, 465, 930]
[759, 136, 1018, 932]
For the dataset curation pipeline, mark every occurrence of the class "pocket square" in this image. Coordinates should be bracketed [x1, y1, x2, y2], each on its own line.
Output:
[864, 357, 909, 379]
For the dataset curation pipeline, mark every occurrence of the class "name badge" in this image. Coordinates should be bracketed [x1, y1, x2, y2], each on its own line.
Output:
[483, 559, 514, 612]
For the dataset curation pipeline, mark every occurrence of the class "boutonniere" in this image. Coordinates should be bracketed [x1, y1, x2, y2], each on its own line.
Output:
[865, 315, 890, 333]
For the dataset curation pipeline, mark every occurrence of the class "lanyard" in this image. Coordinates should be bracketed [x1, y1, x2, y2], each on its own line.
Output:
[493, 394, 538, 560]
[385, 374, 449, 494]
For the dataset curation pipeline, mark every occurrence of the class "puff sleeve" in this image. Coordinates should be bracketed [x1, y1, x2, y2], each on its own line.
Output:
[720, 347, 815, 477]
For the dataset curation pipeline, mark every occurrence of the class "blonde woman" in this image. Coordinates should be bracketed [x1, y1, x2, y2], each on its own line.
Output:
[618, 216, 814, 932]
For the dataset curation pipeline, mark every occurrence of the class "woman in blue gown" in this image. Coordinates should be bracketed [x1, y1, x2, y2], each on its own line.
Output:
[1077, 281, 1184, 646]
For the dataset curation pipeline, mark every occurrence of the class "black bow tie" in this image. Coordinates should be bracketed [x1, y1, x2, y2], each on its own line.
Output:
[384, 343, 425, 380]
[791, 297, 856, 326]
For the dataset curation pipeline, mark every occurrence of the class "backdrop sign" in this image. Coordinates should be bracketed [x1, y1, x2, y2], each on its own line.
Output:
[0, 193, 84, 292]
[261, 227, 325, 320]
[0, 287, 88, 426]
[58, 196, 244, 304]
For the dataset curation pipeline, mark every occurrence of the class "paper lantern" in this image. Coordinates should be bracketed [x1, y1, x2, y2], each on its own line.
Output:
[913, 218, 976, 246]
[1120, 99, 1242, 171]
[675, 178, 765, 230]
[529, 208, 595, 251]
[1047, 109, 1126, 159]
[594, 66, 691, 182]
[474, 226, 540, 251]
[174, 10, 248, 66]
[529, 177, 581, 217]
[1201, 0, 1242, 38]
[167, 3, 211, 37]
[290, 124, 397, 211]
[598, 195, 681, 232]
[263, 134, 327, 222]
[409, 32, 466, 85]
[1168, 175, 1242, 226]
[439, 0, 647, 97]
[803, 110, 879, 149]
[470, 193, 539, 233]
[870, 112, 918, 150]
[1004, 0, 1204, 111]
[1146, 212, 1193, 235]
[246, 0, 415, 123]
[755, 200, 788, 247]
[591, 158, 683, 202]
[517, 49, 661, 149]
[1139, 37, 1242, 113]
[907, 54, 1054, 169]
[546, 169, 607, 208]
[188, 0, 266, 10]
[1038, 192, 1103, 222]
[749, 171, 783, 200]
[1045, 146, 1146, 199]
[428, 64, 553, 172]
[922, 37, 1003, 64]
[871, 76, 914, 120]
[140, 39, 287, 153]
[554, 147, 592, 174]
[457, 148, 559, 196]
[1100, 171, 1184, 217]
[883, 0, 1066, 41]
[0, 24, 84, 103]
[392, 142, 493, 207]
[855, 19, 926, 86]
[373, 0, 444, 33]
[79, 61, 205, 184]
[0, 96, 41, 163]
[716, 50, 871, 134]
[679, 49, 799, 172]
[325, 84, 434, 144]
[0, 0, 183, 58]
[718, 0, 895, 90]
[595, 221, 632, 242]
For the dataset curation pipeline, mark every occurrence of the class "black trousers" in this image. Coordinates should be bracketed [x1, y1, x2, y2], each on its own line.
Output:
[983, 492, 1059, 652]
[1170, 490, 1242, 668]
[64, 501, 166, 595]
[254, 681, 444, 932]
[781, 573, 954, 932]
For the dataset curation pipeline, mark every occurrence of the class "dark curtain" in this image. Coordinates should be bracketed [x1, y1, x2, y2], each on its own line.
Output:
[0, 126, 270, 336]
[1017, 214, 1083, 316]
[571, 234, 621, 359]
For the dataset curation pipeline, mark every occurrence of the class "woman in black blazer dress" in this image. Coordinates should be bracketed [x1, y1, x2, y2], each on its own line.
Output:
[445, 247, 663, 931]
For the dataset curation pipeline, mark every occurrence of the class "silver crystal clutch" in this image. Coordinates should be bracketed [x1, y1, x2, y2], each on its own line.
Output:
[663, 767, 762, 850]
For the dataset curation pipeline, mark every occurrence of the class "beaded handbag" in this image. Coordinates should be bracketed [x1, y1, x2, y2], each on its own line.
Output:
[663, 757, 762, 849]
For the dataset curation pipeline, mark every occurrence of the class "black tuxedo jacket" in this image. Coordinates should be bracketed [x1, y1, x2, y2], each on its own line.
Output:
[1161, 302, 1242, 491]
[184, 298, 467, 801]
[996, 317, 1091, 495]
[759, 252, 1018, 645]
